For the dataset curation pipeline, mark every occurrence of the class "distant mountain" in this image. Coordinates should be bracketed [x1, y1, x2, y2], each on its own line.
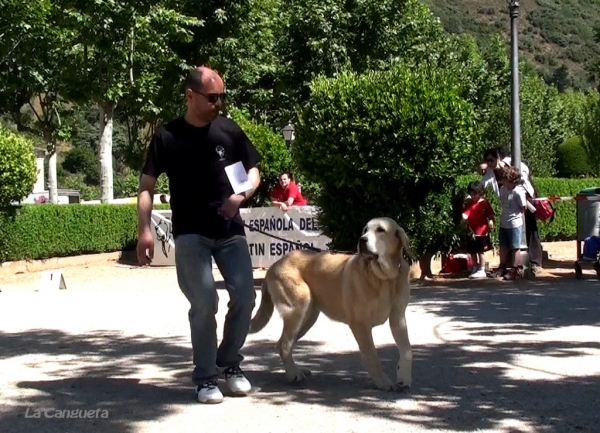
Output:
[422, 0, 600, 90]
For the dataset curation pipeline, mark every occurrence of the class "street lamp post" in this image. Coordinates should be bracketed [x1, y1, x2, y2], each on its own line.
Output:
[507, 0, 530, 260]
[508, 0, 522, 172]
[281, 122, 295, 150]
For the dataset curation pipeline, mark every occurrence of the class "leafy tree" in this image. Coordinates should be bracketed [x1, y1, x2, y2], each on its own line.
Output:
[55, 0, 202, 202]
[274, 0, 450, 125]
[294, 62, 477, 264]
[0, 125, 37, 207]
[582, 92, 600, 174]
[0, 0, 71, 203]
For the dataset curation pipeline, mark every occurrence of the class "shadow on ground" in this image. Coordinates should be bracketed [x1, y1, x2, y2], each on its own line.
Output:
[1, 281, 599, 432]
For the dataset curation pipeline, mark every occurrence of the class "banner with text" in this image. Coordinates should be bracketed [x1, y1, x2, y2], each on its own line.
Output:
[149, 206, 331, 268]
[240, 206, 331, 268]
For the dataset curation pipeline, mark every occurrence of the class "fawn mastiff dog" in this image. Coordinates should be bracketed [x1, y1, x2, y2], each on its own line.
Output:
[249, 217, 416, 391]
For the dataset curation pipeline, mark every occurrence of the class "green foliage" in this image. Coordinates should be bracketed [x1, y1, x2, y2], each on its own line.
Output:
[422, 0, 600, 89]
[295, 61, 477, 255]
[0, 126, 38, 207]
[533, 177, 600, 241]
[114, 173, 169, 199]
[556, 137, 590, 178]
[62, 147, 100, 185]
[518, 71, 568, 177]
[0, 204, 136, 262]
[227, 107, 292, 206]
[582, 92, 600, 174]
[274, 0, 450, 124]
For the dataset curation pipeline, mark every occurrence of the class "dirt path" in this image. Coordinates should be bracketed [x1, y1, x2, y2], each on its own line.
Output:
[0, 241, 598, 433]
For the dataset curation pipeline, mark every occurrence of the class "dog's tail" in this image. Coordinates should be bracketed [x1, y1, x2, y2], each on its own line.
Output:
[249, 279, 274, 334]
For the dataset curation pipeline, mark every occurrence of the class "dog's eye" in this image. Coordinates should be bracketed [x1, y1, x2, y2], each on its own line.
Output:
[376, 227, 385, 233]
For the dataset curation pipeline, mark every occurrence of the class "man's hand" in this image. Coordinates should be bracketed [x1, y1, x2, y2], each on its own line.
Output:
[219, 194, 245, 219]
[279, 203, 288, 212]
[488, 219, 495, 229]
[137, 231, 155, 266]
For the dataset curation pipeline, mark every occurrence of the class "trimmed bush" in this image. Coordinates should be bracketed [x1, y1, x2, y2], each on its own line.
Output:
[556, 136, 590, 178]
[0, 125, 38, 207]
[294, 61, 477, 256]
[0, 203, 169, 263]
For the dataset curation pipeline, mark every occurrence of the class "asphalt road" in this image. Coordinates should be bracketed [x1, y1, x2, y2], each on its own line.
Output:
[0, 265, 599, 433]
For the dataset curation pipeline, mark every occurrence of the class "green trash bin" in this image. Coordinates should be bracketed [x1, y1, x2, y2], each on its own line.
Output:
[576, 187, 600, 242]
[575, 187, 600, 279]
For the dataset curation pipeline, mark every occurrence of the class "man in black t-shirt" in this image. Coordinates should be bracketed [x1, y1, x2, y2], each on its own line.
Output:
[136, 66, 262, 404]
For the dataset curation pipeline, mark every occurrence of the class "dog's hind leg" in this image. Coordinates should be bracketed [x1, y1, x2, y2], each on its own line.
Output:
[276, 298, 313, 383]
[295, 304, 320, 342]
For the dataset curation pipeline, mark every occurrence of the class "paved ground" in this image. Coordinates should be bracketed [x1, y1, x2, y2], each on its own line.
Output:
[0, 243, 599, 433]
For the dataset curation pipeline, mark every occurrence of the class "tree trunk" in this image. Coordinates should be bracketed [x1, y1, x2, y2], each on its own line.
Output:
[99, 102, 115, 203]
[419, 251, 434, 280]
[44, 133, 58, 204]
[48, 150, 58, 204]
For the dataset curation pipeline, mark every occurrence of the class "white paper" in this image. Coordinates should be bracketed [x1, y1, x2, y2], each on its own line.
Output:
[225, 161, 253, 195]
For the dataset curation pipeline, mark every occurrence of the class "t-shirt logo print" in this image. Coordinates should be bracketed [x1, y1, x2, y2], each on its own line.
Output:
[215, 145, 225, 161]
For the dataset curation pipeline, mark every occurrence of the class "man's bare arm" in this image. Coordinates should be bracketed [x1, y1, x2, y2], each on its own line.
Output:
[243, 167, 261, 201]
[138, 174, 157, 234]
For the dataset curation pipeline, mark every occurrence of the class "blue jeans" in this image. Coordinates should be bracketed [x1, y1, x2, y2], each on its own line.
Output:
[499, 227, 522, 251]
[174, 234, 255, 386]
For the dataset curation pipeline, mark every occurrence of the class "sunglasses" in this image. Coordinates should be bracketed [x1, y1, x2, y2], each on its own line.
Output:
[190, 89, 226, 104]
[486, 158, 496, 163]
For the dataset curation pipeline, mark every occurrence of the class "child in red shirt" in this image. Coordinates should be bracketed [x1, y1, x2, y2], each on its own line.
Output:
[462, 181, 495, 279]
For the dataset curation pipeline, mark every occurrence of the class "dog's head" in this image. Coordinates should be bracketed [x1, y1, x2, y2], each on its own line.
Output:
[358, 217, 415, 279]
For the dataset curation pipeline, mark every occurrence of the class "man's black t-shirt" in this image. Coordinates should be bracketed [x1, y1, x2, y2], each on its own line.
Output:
[141, 116, 261, 239]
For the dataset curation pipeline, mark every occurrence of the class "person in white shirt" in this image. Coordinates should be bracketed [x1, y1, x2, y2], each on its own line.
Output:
[498, 165, 528, 280]
[480, 147, 543, 274]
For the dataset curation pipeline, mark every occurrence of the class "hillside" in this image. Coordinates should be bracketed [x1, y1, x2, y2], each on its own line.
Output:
[422, 0, 600, 89]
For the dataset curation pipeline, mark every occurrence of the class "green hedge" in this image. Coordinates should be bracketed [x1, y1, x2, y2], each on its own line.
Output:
[0, 204, 169, 263]
[1, 176, 600, 263]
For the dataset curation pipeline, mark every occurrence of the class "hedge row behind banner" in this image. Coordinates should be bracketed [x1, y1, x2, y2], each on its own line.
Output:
[1, 177, 599, 263]
[0, 204, 168, 263]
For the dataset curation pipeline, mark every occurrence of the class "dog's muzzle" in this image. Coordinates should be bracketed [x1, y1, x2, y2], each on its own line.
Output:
[358, 238, 378, 260]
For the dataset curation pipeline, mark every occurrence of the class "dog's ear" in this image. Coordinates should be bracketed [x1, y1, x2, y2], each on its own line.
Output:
[395, 226, 417, 266]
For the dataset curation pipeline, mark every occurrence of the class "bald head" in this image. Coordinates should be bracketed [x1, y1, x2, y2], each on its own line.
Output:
[183, 66, 225, 126]
[185, 66, 223, 92]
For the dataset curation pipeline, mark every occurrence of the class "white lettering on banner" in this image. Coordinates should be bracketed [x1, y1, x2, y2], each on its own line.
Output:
[240, 206, 331, 268]
[148, 207, 331, 268]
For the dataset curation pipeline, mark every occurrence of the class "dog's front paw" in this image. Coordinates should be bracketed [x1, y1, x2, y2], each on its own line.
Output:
[286, 367, 311, 383]
[396, 382, 411, 392]
[397, 360, 412, 390]
[374, 376, 398, 391]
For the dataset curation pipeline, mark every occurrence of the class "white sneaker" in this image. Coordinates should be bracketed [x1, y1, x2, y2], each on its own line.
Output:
[469, 268, 487, 279]
[222, 366, 252, 395]
[195, 380, 223, 404]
